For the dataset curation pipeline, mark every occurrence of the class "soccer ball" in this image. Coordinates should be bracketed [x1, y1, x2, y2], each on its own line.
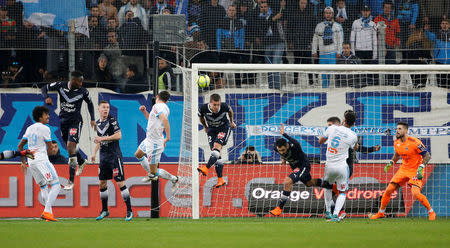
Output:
[197, 74, 210, 88]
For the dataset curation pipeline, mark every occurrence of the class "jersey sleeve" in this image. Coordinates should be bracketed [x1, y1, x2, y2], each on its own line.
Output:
[154, 104, 165, 118]
[22, 127, 30, 140]
[83, 90, 95, 121]
[223, 103, 231, 113]
[43, 126, 52, 142]
[198, 105, 204, 118]
[323, 125, 335, 139]
[110, 117, 121, 133]
[414, 139, 427, 155]
[41, 82, 62, 99]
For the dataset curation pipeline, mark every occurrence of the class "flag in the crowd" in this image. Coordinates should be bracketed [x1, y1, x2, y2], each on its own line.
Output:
[21, 0, 89, 36]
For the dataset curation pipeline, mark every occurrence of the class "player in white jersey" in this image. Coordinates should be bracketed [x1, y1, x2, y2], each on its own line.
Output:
[17, 106, 61, 221]
[134, 91, 178, 188]
[319, 110, 358, 222]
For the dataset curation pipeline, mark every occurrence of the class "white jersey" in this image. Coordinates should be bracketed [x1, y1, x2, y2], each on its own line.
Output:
[22, 122, 52, 161]
[324, 125, 357, 164]
[146, 102, 170, 142]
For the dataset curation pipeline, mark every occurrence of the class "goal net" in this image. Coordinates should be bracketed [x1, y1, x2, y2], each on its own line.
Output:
[169, 64, 450, 219]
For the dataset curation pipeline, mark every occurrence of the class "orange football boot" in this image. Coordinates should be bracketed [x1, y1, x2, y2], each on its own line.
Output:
[369, 212, 386, 219]
[197, 166, 208, 176]
[215, 177, 227, 188]
[429, 211, 436, 221]
[269, 207, 283, 216]
[41, 211, 58, 222]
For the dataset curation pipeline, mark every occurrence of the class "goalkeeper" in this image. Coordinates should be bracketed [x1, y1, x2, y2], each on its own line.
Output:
[370, 121, 435, 220]
[269, 123, 332, 216]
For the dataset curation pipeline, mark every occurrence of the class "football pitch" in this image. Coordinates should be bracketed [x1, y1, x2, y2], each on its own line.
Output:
[1, 218, 448, 248]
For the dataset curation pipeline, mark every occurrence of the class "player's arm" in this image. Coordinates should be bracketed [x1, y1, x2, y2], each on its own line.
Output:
[94, 131, 122, 143]
[159, 113, 170, 146]
[279, 123, 302, 148]
[228, 106, 236, 128]
[139, 105, 149, 120]
[357, 144, 381, 153]
[199, 116, 208, 132]
[17, 139, 28, 173]
[416, 142, 431, 179]
[83, 91, 97, 130]
[41, 82, 61, 105]
[318, 136, 328, 144]
[90, 143, 100, 163]
[384, 152, 400, 173]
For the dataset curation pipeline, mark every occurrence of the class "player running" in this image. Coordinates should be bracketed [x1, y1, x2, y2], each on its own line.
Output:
[269, 123, 332, 216]
[370, 121, 436, 220]
[41, 70, 96, 190]
[197, 94, 236, 188]
[318, 110, 358, 222]
[18, 106, 61, 221]
[134, 91, 179, 188]
[325, 116, 381, 219]
[91, 101, 133, 221]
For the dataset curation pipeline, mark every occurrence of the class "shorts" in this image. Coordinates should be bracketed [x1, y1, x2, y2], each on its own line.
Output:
[390, 169, 422, 188]
[138, 138, 164, 164]
[29, 159, 59, 186]
[61, 121, 82, 143]
[323, 161, 349, 192]
[288, 166, 312, 185]
[207, 125, 231, 149]
[99, 156, 125, 181]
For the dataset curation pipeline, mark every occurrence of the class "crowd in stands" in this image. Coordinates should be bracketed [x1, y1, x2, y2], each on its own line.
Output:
[0, 0, 449, 91]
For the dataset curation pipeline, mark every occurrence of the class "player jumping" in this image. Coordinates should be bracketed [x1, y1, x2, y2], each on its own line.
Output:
[269, 123, 333, 216]
[318, 110, 358, 222]
[370, 121, 436, 220]
[41, 70, 96, 190]
[135, 91, 179, 189]
[18, 106, 61, 221]
[197, 94, 236, 188]
[91, 101, 133, 221]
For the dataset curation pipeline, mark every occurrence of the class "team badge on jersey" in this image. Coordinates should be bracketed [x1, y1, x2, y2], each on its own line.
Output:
[418, 144, 426, 152]
[70, 128, 78, 136]
[113, 168, 119, 177]
[217, 132, 225, 139]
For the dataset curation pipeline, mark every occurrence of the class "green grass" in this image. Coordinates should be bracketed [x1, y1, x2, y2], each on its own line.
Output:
[1, 218, 449, 248]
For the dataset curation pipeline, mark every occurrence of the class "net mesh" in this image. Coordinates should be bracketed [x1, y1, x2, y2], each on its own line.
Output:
[169, 64, 449, 218]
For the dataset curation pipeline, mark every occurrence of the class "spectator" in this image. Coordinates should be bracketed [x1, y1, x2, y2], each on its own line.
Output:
[4, 0, 23, 27]
[236, 146, 262, 164]
[157, 59, 176, 91]
[421, 0, 449, 33]
[364, 0, 384, 17]
[118, 0, 148, 30]
[103, 31, 125, 90]
[312, 6, 344, 87]
[48, 141, 68, 164]
[255, 1, 286, 89]
[88, 16, 108, 50]
[406, 28, 432, 88]
[287, 0, 316, 84]
[1, 62, 25, 88]
[114, 0, 129, 10]
[350, 5, 377, 64]
[0, 6, 16, 69]
[198, 0, 226, 49]
[148, 0, 175, 15]
[334, 0, 351, 41]
[310, 0, 328, 19]
[425, 19, 450, 88]
[107, 17, 119, 31]
[187, 0, 202, 27]
[94, 54, 117, 91]
[374, 1, 400, 85]
[396, 0, 419, 63]
[117, 10, 148, 59]
[90, 5, 108, 28]
[124, 64, 148, 93]
[99, 0, 119, 25]
[336, 42, 361, 87]
[345, 0, 365, 21]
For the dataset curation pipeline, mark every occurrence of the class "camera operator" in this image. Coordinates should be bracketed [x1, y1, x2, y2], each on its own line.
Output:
[236, 146, 262, 164]
[1, 62, 25, 88]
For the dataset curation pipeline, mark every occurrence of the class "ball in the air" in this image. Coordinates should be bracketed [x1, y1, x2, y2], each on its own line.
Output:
[197, 74, 210, 88]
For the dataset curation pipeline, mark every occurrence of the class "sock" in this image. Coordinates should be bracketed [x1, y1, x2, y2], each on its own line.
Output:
[100, 188, 108, 212]
[76, 151, 85, 165]
[1, 150, 20, 159]
[411, 187, 432, 211]
[380, 183, 397, 211]
[120, 186, 132, 212]
[137, 156, 150, 173]
[45, 183, 60, 213]
[215, 158, 224, 178]
[206, 149, 220, 169]
[324, 188, 333, 213]
[157, 168, 177, 182]
[278, 190, 290, 209]
[333, 193, 346, 216]
[40, 185, 49, 207]
[69, 155, 77, 182]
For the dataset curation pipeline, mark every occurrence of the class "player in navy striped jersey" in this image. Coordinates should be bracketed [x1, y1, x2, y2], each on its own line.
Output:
[90, 101, 133, 221]
[197, 94, 236, 188]
[41, 70, 96, 190]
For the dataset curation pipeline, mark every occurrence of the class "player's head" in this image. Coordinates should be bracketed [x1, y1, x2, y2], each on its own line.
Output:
[209, 94, 221, 113]
[275, 138, 289, 155]
[327, 116, 341, 126]
[32, 106, 50, 124]
[396, 121, 409, 139]
[98, 100, 110, 118]
[70, 70, 84, 89]
[343, 110, 356, 127]
[157, 91, 170, 102]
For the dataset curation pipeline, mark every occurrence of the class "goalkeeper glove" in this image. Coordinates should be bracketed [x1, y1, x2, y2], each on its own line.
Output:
[417, 164, 424, 180]
[384, 160, 394, 173]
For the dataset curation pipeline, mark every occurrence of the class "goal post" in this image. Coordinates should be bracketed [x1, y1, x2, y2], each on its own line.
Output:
[169, 63, 450, 219]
